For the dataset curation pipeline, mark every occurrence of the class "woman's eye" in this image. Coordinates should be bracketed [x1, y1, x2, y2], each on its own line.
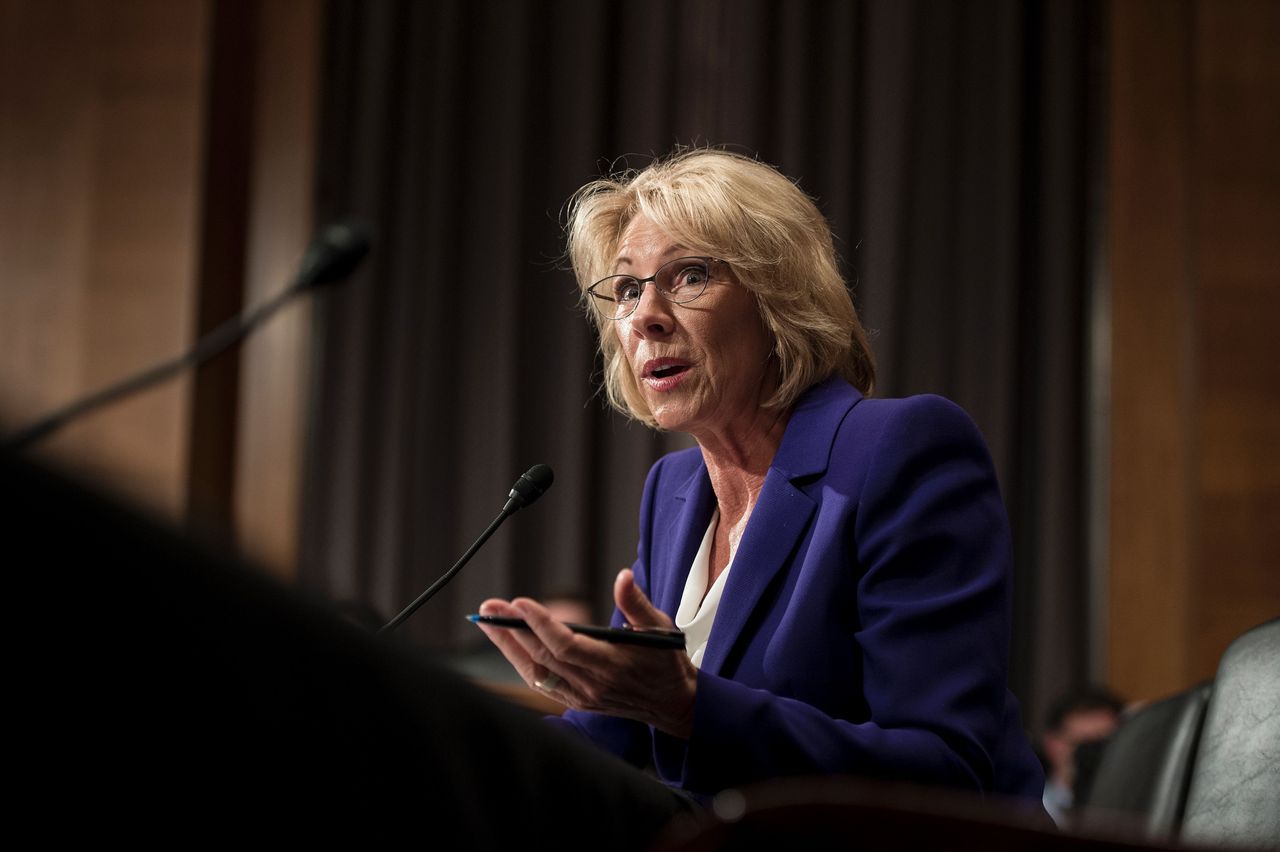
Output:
[673, 266, 707, 289]
[614, 279, 642, 301]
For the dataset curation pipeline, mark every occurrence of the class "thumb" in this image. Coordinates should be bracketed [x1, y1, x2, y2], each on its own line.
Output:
[614, 568, 673, 629]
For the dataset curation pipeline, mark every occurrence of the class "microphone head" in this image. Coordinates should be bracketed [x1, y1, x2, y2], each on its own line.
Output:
[505, 464, 554, 513]
[295, 219, 374, 290]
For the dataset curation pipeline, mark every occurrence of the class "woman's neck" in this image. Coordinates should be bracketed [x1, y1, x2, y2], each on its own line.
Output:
[694, 406, 789, 521]
[694, 410, 788, 595]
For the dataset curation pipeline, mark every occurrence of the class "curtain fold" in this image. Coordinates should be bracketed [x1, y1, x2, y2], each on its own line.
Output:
[300, 0, 1099, 728]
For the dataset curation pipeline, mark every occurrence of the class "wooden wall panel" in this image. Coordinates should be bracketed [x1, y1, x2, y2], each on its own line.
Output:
[0, 0, 99, 428]
[1108, 0, 1280, 701]
[1107, 0, 1197, 700]
[1190, 0, 1280, 676]
[1, 0, 318, 572]
[0, 0, 208, 516]
[233, 0, 321, 578]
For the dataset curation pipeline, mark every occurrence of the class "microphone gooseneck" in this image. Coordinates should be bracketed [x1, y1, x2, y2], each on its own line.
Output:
[2, 219, 373, 452]
[379, 464, 555, 635]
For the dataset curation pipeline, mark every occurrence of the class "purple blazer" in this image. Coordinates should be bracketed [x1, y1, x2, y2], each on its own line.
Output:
[555, 377, 1045, 801]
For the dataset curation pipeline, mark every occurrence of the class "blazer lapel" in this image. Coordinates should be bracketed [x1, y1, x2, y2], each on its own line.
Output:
[699, 378, 862, 676]
[698, 469, 816, 675]
[653, 463, 716, 617]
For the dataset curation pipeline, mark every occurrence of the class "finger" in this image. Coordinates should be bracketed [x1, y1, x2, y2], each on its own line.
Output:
[507, 600, 629, 704]
[512, 597, 593, 656]
[613, 568, 674, 629]
[517, 644, 606, 710]
[475, 624, 538, 682]
[474, 601, 602, 702]
[477, 597, 517, 618]
[530, 656, 599, 702]
[477, 623, 595, 698]
[474, 614, 534, 674]
[481, 597, 585, 676]
[474, 598, 554, 685]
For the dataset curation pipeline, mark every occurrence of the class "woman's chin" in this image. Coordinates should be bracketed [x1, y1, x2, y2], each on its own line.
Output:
[650, 403, 698, 434]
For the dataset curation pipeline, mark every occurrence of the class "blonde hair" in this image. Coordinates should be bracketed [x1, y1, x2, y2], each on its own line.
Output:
[566, 148, 875, 427]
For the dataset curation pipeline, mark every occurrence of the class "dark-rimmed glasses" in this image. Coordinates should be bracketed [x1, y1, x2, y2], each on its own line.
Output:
[586, 256, 719, 320]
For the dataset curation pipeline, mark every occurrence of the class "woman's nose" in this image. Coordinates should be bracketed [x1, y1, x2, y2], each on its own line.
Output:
[628, 283, 674, 337]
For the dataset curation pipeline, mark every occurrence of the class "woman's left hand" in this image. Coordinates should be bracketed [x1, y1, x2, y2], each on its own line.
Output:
[476, 569, 697, 739]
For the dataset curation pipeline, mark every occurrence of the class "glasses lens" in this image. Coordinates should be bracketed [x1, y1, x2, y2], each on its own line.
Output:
[609, 276, 643, 304]
[590, 276, 641, 319]
[656, 258, 711, 303]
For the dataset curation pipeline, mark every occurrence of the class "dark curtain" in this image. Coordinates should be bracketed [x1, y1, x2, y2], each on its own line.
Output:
[299, 0, 1101, 730]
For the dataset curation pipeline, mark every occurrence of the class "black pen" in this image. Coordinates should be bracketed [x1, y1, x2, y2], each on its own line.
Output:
[467, 614, 686, 650]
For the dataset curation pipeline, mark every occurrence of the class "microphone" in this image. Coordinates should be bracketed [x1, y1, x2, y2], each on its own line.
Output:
[503, 463, 554, 514]
[2, 219, 373, 452]
[379, 464, 555, 634]
[295, 220, 373, 291]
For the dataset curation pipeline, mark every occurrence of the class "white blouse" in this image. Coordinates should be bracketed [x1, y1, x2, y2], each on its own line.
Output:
[674, 509, 735, 668]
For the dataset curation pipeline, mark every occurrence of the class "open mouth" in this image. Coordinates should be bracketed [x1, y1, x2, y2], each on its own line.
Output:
[643, 358, 691, 381]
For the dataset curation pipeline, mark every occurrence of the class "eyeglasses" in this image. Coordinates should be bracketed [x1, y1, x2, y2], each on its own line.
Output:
[586, 256, 719, 320]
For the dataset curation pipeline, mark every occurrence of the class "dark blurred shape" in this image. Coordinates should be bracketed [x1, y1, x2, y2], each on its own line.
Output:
[333, 598, 388, 633]
[295, 219, 373, 291]
[1078, 683, 1212, 839]
[650, 777, 1196, 852]
[1041, 687, 1126, 825]
[3, 449, 686, 843]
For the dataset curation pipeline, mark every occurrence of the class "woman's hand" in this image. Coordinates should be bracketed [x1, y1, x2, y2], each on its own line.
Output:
[476, 569, 697, 739]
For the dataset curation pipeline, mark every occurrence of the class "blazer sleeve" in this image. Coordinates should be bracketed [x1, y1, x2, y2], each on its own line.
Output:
[653, 395, 1024, 796]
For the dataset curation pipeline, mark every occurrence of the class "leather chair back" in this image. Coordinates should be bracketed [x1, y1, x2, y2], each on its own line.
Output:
[1181, 618, 1280, 849]
[1077, 683, 1212, 839]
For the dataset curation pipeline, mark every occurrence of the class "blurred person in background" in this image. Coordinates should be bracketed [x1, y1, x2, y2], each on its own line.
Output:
[1039, 687, 1125, 825]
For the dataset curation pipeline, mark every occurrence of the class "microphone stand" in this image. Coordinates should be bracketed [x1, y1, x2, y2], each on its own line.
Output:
[378, 508, 513, 635]
[379, 464, 553, 634]
[7, 286, 304, 451]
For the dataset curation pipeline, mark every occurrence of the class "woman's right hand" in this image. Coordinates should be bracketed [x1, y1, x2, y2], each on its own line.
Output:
[475, 569, 697, 738]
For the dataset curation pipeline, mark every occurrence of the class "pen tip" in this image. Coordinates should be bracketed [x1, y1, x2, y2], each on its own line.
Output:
[465, 614, 480, 623]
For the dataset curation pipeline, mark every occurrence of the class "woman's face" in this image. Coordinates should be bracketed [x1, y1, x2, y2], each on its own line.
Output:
[612, 216, 775, 438]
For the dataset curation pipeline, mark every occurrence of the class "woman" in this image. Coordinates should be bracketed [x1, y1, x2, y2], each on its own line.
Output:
[477, 149, 1045, 802]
